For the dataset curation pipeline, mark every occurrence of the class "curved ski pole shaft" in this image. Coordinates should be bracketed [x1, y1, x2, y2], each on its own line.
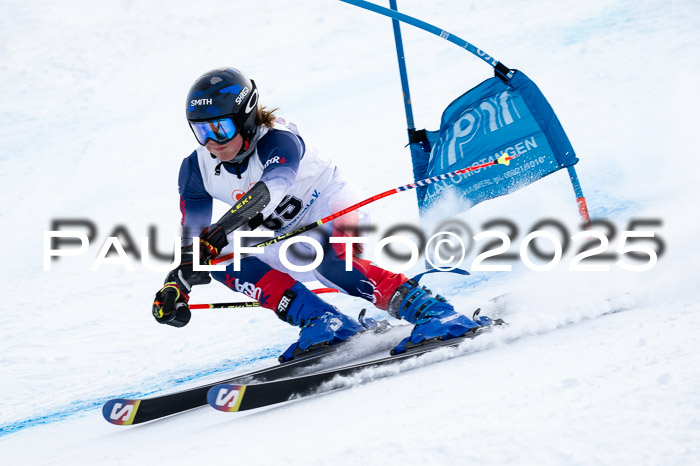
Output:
[252, 155, 515, 249]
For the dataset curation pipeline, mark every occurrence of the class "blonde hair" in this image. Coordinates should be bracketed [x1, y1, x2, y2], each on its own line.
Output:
[256, 106, 278, 128]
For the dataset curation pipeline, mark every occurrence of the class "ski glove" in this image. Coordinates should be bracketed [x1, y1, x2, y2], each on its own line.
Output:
[152, 281, 191, 327]
[151, 223, 228, 327]
[198, 222, 228, 263]
[152, 243, 214, 327]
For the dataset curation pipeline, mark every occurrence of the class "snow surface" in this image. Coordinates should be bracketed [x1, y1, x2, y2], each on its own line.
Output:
[1, 0, 699, 464]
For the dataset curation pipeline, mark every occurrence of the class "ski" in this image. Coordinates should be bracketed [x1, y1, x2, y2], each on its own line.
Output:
[206, 324, 500, 413]
[102, 320, 408, 425]
[206, 300, 635, 414]
[102, 293, 509, 425]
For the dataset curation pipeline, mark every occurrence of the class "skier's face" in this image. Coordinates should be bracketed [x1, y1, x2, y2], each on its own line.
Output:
[206, 133, 244, 162]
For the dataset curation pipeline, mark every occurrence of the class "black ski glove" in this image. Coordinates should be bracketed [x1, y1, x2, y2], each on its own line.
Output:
[152, 223, 229, 327]
[198, 222, 228, 263]
[152, 242, 215, 327]
[152, 280, 191, 327]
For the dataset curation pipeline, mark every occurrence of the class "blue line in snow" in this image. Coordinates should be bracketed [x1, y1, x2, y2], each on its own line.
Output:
[0, 346, 285, 439]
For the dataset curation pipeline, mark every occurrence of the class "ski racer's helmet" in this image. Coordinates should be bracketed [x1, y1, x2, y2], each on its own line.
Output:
[185, 68, 259, 147]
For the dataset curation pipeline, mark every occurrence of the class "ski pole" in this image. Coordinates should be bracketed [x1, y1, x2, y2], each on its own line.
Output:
[190, 287, 339, 309]
[209, 154, 514, 262]
[190, 302, 261, 309]
[247, 154, 514, 250]
[210, 154, 513, 264]
[209, 154, 513, 264]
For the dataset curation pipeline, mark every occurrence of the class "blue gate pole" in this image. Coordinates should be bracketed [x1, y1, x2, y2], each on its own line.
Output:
[389, 0, 415, 132]
[567, 165, 591, 226]
[340, 0, 513, 78]
[388, 0, 428, 208]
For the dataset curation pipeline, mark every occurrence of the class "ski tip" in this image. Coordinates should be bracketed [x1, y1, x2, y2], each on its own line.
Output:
[102, 399, 141, 425]
[207, 384, 248, 412]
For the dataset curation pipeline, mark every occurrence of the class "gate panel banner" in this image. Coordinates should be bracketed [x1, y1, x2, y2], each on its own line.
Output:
[413, 70, 579, 212]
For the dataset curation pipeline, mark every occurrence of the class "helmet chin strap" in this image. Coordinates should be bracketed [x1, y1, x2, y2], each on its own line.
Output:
[237, 139, 250, 156]
[207, 124, 267, 167]
[231, 124, 265, 161]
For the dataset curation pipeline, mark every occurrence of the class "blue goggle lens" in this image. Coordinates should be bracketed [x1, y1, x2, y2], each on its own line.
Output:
[189, 117, 238, 145]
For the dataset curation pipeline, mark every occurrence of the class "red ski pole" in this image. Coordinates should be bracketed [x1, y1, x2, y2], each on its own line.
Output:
[210, 153, 514, 265]
[190, 287, 339, 309]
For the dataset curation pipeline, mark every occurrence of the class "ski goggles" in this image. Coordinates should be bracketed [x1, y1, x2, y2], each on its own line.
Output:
[188, 117, 238, 146]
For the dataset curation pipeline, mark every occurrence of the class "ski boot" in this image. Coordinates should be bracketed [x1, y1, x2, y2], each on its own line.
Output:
[387, 279, 492, 355]
[277, 283, 363, 362]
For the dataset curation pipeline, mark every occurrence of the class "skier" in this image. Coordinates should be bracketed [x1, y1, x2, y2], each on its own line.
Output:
[151, 67, 482, 359]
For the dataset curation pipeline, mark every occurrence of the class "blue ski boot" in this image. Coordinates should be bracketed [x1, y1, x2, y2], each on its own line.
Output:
[277, 283, 363, 362]
[387, 279, 490, 355]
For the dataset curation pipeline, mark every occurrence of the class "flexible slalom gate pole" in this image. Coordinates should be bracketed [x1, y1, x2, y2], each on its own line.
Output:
[340, 0, 513, 79]
[389, 0, 428, 208]
[389, 0, 415, 132]
[567, 165, 591, 226]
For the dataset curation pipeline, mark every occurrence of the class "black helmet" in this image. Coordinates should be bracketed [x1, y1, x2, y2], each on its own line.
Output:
[185, 68, 259, 145]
